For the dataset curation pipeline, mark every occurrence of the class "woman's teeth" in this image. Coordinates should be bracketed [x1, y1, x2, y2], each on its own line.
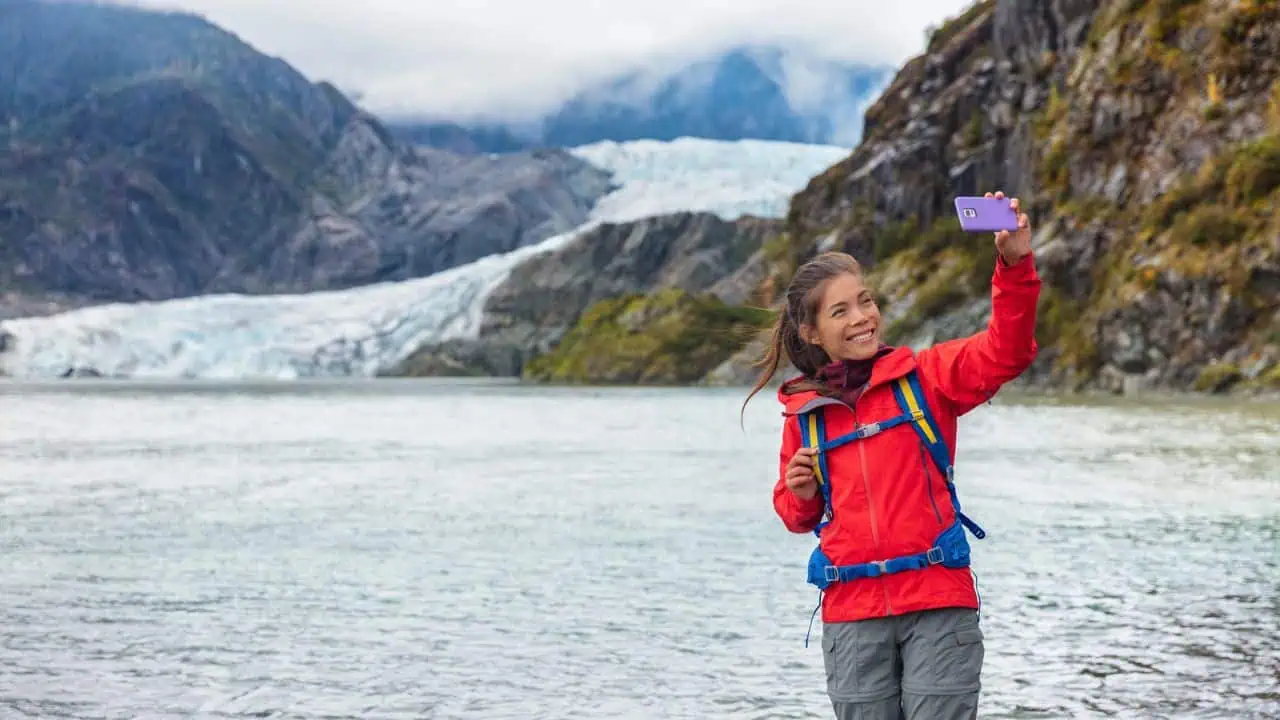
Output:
[850, 331, 874, 343]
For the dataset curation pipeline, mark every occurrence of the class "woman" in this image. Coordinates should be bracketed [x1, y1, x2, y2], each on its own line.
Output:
[742, 192, 1040, 719]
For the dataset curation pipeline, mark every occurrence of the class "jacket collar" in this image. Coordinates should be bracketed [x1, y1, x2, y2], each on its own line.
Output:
[778, 346, 918, 416]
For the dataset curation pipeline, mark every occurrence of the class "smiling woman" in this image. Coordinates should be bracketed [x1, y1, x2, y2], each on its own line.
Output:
[801, 258, 885, 362]
[743, 190, 1041, 720]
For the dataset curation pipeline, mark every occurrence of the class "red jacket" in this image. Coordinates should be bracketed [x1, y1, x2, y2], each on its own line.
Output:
[772, 254, 1041, 623]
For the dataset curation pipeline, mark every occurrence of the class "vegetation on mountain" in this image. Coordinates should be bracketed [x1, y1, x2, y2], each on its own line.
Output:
[523, 289, 773, 384]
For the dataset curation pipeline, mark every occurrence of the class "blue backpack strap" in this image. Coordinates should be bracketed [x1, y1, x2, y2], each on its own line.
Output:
[798, 409, 834, 649]
[798, 410, 833, 530]
[890, 371, 986, 540]
[820, 411, 915, 451]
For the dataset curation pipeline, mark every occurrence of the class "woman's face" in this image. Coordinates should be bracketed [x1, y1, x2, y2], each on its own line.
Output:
[802, 272, 882, 362]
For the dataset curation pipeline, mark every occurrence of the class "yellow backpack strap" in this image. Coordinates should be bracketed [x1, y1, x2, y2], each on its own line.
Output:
[800, 411, 826, 487]
[798, 410, 833, 522]
[891, 371, 986, 540]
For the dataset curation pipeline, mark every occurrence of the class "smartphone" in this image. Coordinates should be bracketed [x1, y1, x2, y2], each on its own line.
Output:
[954, 196, 1020, 232]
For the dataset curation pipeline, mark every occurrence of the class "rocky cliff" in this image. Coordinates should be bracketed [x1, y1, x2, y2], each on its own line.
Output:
[0, 0, 611, 316]
[706, 0, 1280, 395]
[387, 211, 780, 378]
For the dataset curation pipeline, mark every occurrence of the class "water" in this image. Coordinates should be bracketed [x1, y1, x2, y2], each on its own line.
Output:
[1, 381, 1277, 719]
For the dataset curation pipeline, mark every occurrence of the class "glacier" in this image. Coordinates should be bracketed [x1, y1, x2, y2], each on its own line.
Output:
[0, 138, 849, 380]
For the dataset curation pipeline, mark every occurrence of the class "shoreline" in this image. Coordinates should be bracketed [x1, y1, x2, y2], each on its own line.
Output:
[2, 375, 1278, 408]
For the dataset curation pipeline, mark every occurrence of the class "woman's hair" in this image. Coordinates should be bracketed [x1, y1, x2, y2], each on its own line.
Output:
[741, 251, 864, 419]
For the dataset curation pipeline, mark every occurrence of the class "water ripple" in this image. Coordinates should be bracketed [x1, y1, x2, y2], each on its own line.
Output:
[0, 385, 1276, 719]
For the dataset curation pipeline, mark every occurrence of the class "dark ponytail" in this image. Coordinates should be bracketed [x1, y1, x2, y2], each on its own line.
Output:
[740, 251, 864, 423]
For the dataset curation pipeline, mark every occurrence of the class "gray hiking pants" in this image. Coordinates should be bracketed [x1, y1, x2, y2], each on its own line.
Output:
[821, 607, 984, 720]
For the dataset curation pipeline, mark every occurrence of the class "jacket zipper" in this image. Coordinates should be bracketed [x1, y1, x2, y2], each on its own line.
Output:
[919, 443, 943, 525]
[853, 404, 892, 616]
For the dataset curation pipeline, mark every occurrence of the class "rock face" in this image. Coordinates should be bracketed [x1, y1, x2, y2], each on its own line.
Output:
[0, 0, 612, 313]
[388, 211, 780, 377]
[224, 134, 612, 295]
[716, 0, 1280, 395]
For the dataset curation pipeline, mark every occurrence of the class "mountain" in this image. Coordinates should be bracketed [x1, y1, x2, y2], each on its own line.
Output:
[388, 46, 893, 153]
[0, 138, 847, 379]
[505, 0, 1280, 396]
[11, 0, 1274, 395]
[388, 211, 782, 378]
[0, 0, 613, 317]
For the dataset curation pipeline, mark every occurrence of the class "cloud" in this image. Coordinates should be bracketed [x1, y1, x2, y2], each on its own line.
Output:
[128, 0, 977, 121]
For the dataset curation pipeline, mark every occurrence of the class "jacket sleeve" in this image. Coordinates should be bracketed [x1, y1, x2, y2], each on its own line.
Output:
[772, 414, 825, 534]
[920, 252, 1042, 417]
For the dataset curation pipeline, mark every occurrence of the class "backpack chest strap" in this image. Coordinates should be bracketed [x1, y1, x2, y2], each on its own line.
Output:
[819, 410, 920, 452]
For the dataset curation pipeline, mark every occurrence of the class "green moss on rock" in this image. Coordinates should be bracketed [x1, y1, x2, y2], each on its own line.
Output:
[873, 218, 918, 263]
[1259, 363, 1280, 389]
[523, 289, 775, 385]
[1036, 288, 1101, 373]
[924, 0, 997, 52]
[1149, 0, 1206, 45]
[1170, 203, 1250, 247]
[1224, 134, 1280, 205]
[1192, 362, 1243, 393]
[1129, 132, 1280, 290]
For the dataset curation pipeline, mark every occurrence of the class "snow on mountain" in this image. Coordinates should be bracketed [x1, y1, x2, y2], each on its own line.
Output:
[389, 46, 892, 153]
[0, 138, 848, 380]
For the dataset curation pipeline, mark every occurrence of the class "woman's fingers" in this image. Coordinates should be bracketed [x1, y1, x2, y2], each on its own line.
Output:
[788, 465, 814, 483]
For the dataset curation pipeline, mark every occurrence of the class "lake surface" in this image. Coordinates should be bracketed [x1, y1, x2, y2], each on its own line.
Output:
[1, 380, 1277, 719]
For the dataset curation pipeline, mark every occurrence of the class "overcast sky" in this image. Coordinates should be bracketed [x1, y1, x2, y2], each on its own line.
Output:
[131, 0, 976, 121]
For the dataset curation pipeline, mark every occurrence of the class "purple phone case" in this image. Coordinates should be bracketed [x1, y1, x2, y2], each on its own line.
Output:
[954, 196, 1020, 232]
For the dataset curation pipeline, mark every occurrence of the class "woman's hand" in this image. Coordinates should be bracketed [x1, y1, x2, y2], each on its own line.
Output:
[985, 191, 1032, 265]
[785, 447, 820, 501]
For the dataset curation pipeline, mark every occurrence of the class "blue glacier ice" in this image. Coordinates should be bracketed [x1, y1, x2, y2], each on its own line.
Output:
[0, 138, 848, 380]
